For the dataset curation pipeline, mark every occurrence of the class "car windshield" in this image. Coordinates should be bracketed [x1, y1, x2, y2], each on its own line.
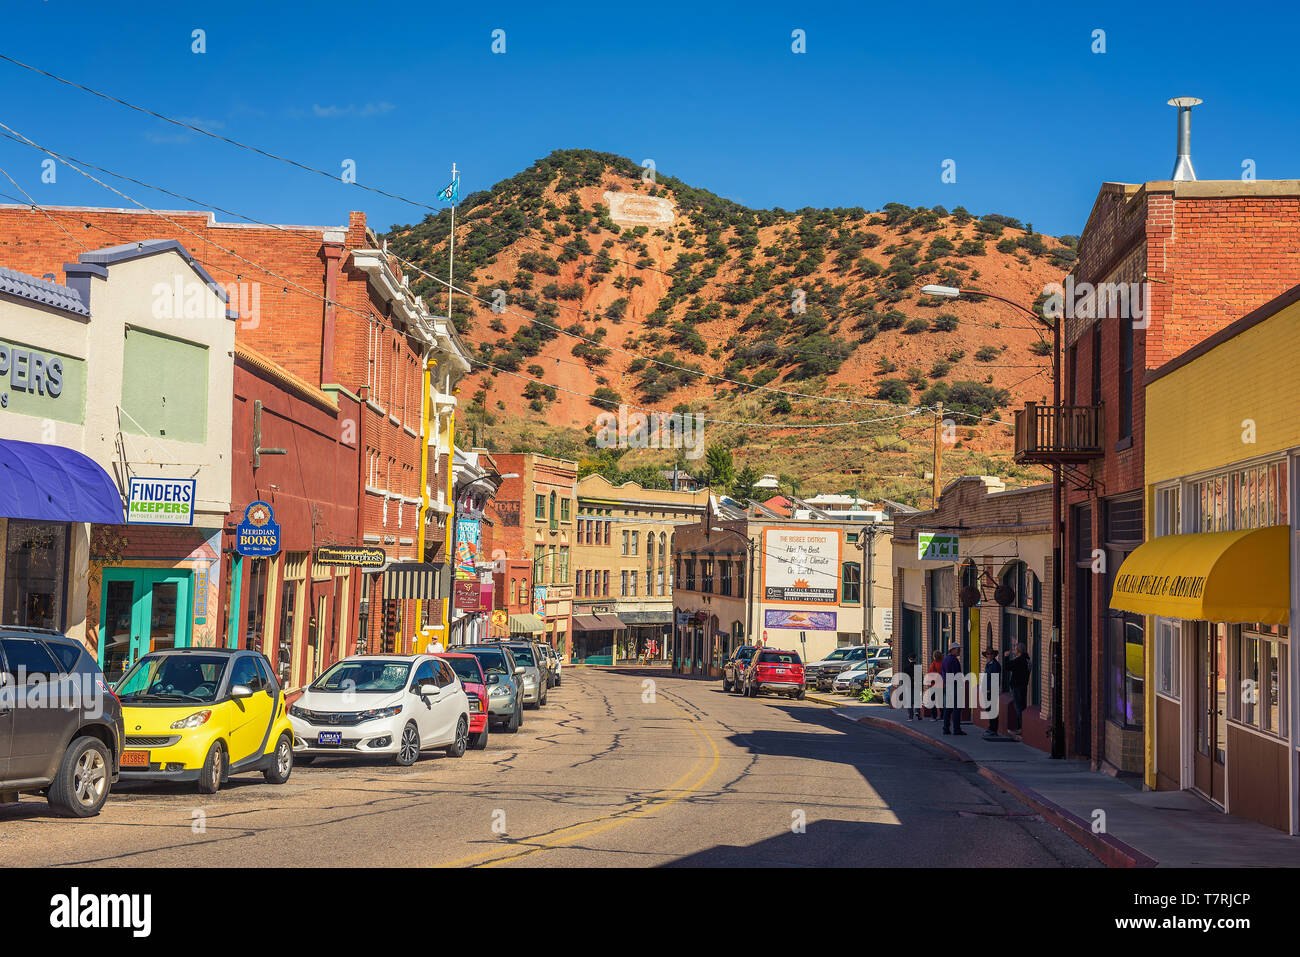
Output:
[311, 659, 411, 692]
[824, 649, 849, 661]
[116, 655, 228, 703]
[468, 650, 510, 675]
[759, 652, 800, 664]
[508, 645, 536, 667]
[444, 657, 483, 684]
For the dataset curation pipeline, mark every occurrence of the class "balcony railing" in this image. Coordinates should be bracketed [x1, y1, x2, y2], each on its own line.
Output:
[1013, 402, 1104, 464]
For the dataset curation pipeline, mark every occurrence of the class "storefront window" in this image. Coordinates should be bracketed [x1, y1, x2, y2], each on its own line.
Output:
[3, 520, 66, 629]
[1230, 624, 1288, 736]
[245, 558, 269, 652]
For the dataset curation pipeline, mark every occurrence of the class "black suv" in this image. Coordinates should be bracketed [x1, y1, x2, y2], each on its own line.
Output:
[0, 627, 125, 816]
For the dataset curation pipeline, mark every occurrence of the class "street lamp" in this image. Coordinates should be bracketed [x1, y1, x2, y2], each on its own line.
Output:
[920, 281, 1065, 759]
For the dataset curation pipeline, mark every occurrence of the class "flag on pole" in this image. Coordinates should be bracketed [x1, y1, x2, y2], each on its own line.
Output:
[439, 174, 459, 204]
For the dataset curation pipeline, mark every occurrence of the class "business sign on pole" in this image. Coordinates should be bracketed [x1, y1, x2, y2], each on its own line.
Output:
[918, 532, 960, 561]
[193, 566, 209, 626]
[454, 580, 481, 611]
[454, 518, 480, 579]
[533, 585, 547, 619]
[127, 477, 196, 526]
[762, 527, 840, 603]
[235, 501, 280, 556]
[314, 545, 386, 568]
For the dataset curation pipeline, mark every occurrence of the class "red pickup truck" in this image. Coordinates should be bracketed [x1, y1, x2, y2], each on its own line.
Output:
[742, 649, 805, 699]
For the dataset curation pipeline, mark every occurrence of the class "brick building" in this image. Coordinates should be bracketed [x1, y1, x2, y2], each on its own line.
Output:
[892, 477, 1053, 748]
[487, 453, 577, 658]
[0, 204, 471, 668]
[1016, 178, 1300, 773]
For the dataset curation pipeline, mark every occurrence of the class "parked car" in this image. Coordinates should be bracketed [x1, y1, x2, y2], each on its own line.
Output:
[722, 645, 758, 694]
[871, 668, 895, 699]
[462, 645, 525, 733]
[289, 654, 470, 766]
[542, 643, 562, 686]
[531, 640, 555, 689]
[832, 660, 874, 694]
[498, 640, 547, 708]
[0, 627, 124, 817]
[742, 649, 805, 699]
[438, 653, 490, 749]
[115, 647, 293, 793]
[804, 645, 868, 689]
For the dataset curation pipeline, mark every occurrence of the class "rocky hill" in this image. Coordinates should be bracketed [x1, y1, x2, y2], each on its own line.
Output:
[383, 149, 1072, 504]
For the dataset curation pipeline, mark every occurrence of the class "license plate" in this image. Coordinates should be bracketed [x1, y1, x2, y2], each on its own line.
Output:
[317, 732, 343, 745]
[121, 750, 149, 767]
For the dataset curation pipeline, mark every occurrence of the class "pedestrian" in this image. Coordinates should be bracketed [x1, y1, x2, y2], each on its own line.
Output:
[1006, 642, 1031, 739]
[941, 643, 965, 736]
[981, 648, 1002, 738]
[424, 635, 445, 654]
[902, 651, 921, 719]
[926, 650, 944, 720]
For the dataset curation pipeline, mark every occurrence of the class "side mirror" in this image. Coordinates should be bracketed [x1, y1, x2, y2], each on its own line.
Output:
[514, 666, 525, 675]
[486, 673, 500, 685]
[230, 683, 253, 699]
[418, 681, 439, 696]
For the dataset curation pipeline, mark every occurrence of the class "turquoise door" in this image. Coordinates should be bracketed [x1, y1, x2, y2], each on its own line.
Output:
[99, 568, 193, 683]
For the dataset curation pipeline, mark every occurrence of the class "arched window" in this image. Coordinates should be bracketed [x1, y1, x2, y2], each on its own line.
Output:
[646, 531, 655, 591]
[1001, 561, 1042, 705]
[658, 532, 667, 595]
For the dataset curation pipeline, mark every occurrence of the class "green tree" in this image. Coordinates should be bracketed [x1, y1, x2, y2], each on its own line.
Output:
[702, 443, 735, 489]
[731, 465, 761, 501]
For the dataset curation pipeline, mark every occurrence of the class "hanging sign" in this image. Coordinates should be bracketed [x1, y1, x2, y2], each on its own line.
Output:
[235, 501, 280, 556]
[454, 580, 482, 611]
[918, 532, 960, 561]
[127, 477, 196, 526]
[314, 545, 386, 567]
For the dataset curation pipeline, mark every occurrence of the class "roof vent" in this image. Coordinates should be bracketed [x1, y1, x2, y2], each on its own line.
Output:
[1167, 96, 1202, 181]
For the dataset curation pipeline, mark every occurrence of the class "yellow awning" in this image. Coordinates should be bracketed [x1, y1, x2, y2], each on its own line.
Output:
[1110, 525, 1291, 624]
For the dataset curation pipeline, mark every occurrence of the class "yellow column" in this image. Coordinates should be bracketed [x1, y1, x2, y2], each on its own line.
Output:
[443, 409, 456, 635]
[413, 356, 432, 651]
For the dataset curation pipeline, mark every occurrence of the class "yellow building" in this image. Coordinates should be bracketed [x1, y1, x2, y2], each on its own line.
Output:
[1113, 284, 1299, 833]
[572, 474, 710, 664]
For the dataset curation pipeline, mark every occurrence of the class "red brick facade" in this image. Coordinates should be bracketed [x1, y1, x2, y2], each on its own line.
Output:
[1061, 181, 1300, 771]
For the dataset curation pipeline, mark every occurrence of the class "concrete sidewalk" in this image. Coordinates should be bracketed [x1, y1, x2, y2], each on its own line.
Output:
[807, 692, 1300, 867]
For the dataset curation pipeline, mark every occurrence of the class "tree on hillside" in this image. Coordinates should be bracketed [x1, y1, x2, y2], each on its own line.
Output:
[731, 466, 761, 502]
[699, 443, 735, 490]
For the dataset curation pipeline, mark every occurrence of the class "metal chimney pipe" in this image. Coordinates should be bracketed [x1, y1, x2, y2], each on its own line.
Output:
[1167, 96, 1202, 181]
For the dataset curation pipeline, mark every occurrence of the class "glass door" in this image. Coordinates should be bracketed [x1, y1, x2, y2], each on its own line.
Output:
[99, 569, 193, 682]
[1194, 622, 1227, 804]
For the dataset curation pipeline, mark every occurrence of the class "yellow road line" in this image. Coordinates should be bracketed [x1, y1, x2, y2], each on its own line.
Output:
[436, 691, 720, 868]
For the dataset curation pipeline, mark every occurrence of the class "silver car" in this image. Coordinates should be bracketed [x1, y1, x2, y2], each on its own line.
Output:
[499, 641, 547, 708]
[462, 645, 525, 733]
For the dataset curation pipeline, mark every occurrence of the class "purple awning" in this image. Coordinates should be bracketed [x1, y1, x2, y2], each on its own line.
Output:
[0, 439, 123, 524]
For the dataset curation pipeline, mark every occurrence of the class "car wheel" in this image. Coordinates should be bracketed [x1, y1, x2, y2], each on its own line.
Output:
[47, 736, 111, 817]
[796, 689, 806, 700]
[197, 741, 226, 794]
[470, 725, 490, 750]
[721, 676, 731, 693]
[396, 722, 421, 766]
[264, 733, 293, 784]
[506, 700, 522, 733]
[445, 716, 469, 758]
[540, 686, 548, 706]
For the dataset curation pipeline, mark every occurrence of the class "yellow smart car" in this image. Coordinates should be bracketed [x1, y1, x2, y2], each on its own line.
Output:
[114, 648, 294, 794]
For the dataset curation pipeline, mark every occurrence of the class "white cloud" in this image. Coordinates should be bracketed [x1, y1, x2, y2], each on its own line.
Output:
[310, 102, 396, 118]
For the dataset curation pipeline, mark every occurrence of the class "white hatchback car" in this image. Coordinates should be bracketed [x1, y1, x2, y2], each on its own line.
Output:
[289, 655, 471, 766]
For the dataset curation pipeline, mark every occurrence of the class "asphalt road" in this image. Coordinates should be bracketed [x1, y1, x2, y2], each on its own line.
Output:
[0, 668, 1099, 867]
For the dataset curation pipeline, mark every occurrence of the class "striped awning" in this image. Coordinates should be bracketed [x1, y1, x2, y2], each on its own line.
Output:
[508, 613, 545, 634]
[384, 563, 448, 600]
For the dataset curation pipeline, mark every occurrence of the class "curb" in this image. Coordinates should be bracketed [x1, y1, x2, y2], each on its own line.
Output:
[829, 709, 1158, 868]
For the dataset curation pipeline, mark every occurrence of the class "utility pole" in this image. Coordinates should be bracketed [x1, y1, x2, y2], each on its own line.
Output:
[447, 161, 457, 318]
[860, 523, 875, 647]
[931, 401, 944, 509]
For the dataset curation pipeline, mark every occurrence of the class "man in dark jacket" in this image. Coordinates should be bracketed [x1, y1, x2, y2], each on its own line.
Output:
[981, 648, 1002, 738]
[1006, 642, 1031, 739]
[941, 643, 965, 735]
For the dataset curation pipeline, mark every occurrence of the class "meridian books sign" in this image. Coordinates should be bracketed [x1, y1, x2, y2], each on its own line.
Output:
[235, 501, 280, 556]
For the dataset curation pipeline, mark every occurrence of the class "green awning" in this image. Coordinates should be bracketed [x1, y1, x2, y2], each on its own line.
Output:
[508, 613, 545, 634]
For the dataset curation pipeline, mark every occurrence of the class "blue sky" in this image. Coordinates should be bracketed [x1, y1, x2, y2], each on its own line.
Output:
[1, 0, 1295, 238]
